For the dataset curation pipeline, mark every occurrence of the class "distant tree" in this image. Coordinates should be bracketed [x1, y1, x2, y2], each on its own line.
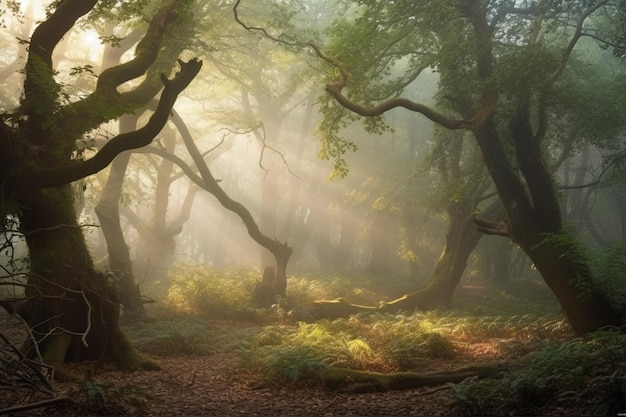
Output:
[0, 0, 201, 369]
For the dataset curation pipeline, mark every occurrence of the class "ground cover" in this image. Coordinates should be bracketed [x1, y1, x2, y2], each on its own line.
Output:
[2, 270, 626, 416]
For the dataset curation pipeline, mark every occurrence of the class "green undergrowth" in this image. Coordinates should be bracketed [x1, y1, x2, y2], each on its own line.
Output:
[135, 262, 623, 413]
[166, 264, 259, 319]
[451, 328, 626, 416]
[120, 261, 626, 415]
[122, 314, 257, 356]
[162, 263, 425, 322]
[234, 310, 571, 386]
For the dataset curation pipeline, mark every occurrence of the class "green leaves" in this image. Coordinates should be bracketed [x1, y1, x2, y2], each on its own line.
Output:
[316, 95, 359, 179]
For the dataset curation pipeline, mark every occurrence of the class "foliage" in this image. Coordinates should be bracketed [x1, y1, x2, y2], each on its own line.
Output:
[590, 242, 626, 311]
[256, 345, 328, 385]
[166, 264, 258, 318]
[123, 316, 212, 355]
[236, 305, 570, 386]
[451, 329, 626, 416]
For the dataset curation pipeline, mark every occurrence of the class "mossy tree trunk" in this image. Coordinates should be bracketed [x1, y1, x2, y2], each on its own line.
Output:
[18, 187, 155, 370]
[12, 58, 202, 368]
[322, 364, 508, 392]
[471, 102, 620, 335]
[467, 1, 620, 335]
[0, 0, 202, 368]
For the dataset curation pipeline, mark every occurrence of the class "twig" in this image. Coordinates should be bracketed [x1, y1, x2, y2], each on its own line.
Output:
[0, 223, 100, 236]
[0, 396, 74, 415]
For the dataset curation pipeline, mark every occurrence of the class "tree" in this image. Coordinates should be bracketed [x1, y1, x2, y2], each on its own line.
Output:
[326, 1, 626, 335]
[242, 0, 626, 334]
[0, 0, 201, 369]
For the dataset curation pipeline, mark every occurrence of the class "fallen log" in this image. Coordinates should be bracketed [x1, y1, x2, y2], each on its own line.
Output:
[313, 289, 437, 320]
[322, 363, 508, 393]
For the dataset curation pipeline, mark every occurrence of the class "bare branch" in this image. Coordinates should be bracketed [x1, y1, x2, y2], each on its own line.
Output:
[546, 1, 610, 85]
[580, 32, 626, 50]
[1, 223, 100, 236]
[254, 126, 306, 182]
[0, 397, 74, 415]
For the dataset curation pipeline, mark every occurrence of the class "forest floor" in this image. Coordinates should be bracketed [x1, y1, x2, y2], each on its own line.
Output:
[47, 354, 461, 417]
[3, 280, 625, 416]
[17, 325, 604, 417]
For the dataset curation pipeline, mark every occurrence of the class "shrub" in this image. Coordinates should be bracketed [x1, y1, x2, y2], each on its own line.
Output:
[451, 329, 626, 416]
[166, 264, 257, 319]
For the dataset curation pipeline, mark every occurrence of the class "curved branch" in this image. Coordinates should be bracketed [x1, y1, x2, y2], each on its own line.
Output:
[169, 108, 289, 255]
[233, 0, 493, 130]
[559, 152, 626, 191]
[546, 1, 609, 85]
[580, 32, 626, 50]
[96, 0, 180, 89]
[27, 0, 97, 68]
[16, 59, 202, 190]
[56, 0, 186, 138]
[22, 0, 98, 129]
[325, 83, 484, 129]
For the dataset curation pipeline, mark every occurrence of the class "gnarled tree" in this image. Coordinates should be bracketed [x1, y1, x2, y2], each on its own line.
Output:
[315, 1, 625, 334]
[0, 0, 201, 370]
[237, 0, 626, 334]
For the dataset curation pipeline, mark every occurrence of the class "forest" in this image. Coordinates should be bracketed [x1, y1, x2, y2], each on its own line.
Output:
[1, 0, 626, 415]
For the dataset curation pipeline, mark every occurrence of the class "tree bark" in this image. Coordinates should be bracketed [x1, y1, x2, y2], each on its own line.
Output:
[17, 187, 157, 371]
[15, 58, 201, 367]
[472, 111, 620, 335]
[1, 0, 200, 370]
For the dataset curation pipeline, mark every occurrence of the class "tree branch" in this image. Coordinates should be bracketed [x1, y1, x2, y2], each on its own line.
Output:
[473, 218, 511, 238]
[546, 1, 609, 85]
[55, 0, 187, 139]
[169, 108, 289, 254]
[16, 59, 202, 190]
[232, 0, 493, 131]
[22, 0, 98, 131]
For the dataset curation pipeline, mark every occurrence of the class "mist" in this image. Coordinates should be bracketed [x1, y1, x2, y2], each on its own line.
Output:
[1, 1, 626, 416]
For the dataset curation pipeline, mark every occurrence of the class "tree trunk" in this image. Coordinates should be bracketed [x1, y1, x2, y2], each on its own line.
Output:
[170, 110, 293, 306]
[472, 112, 620, 335]
[367, 210, 396, 275]
[94, 116, 145, 318]
[322, 364, 508, 392]
[18, 187, 156, 371]
[314, 201, 503, 319]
